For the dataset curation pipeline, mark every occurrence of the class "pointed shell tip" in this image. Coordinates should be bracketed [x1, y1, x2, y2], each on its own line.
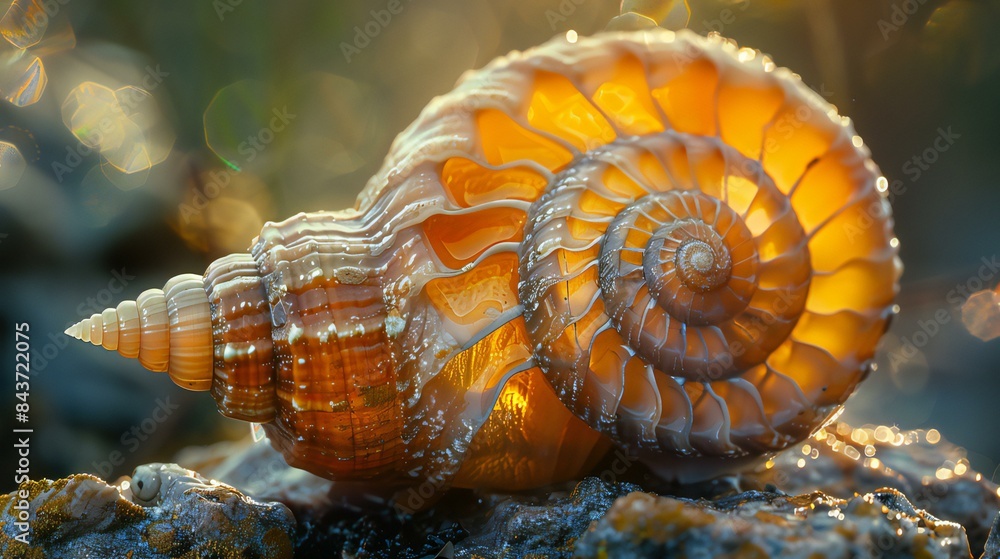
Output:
[65, 322, 82, 339]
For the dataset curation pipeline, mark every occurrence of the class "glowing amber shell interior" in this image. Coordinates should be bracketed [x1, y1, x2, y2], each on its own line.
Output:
[67, 30, 900, 492]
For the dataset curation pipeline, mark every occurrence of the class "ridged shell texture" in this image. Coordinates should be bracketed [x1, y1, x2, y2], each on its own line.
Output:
[68, 29, 901, 493]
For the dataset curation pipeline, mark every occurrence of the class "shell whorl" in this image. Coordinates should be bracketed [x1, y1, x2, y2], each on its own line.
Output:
[379, 28, 900, 479]
[66, 273, 214, 390]
[67, 29, 901, 490]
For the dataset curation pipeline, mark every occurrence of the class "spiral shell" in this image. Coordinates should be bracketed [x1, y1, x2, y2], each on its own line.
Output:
[68, 29, 900, 493]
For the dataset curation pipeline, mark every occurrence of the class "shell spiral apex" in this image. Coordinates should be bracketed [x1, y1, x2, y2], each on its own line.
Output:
[68, 29, 901, 496]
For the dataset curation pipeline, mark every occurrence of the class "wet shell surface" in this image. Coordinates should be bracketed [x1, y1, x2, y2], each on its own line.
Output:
[67, 29, 901, 495]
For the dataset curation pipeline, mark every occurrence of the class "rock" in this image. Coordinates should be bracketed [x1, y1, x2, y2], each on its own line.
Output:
[174, 437, 336, 519]
[24, 421, 995, 558]
[292, 504, 467, 559]
[0, 463, 295, 559]
[455, 477, 642, 558]
[170, 421, 1000, 558]
[176, 439, 467, 558]
[742, 422, 1000, 552]
[176, 440, 641, 558]
[447, 421, 1000, 557]
[177, 441, 638, 557]
[575, 487, 973, 559]
[982, 513, 1000, 559]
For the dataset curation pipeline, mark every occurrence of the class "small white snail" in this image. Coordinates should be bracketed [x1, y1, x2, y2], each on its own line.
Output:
[128, 465, 162, 506]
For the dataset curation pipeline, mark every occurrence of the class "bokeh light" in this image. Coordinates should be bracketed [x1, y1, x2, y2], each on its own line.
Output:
[60, 81, 173, 178]
[0, 139, 25, 190]
[99, 158, 149, 191]
[962, 288, 1000, 342]
[606, 11, 659, 31]
[173, 167, 270, 258]
[923, 0, 1000, 85]
[203, 79, 272, 173]
[0, 49, 45, 106]
[0, 0, 75, 106]
[620, 0, 690, 29]
[0, 0, 48, 49]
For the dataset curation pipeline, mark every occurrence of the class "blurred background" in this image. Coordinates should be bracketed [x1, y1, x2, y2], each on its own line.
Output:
[0, 0, 999, 493]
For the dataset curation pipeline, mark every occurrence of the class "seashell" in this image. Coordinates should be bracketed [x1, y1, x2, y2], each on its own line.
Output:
[66, 29, 901, 495]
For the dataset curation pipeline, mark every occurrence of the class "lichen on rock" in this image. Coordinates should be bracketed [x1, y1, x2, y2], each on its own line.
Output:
[575, 488, 972, 559]
[5, 422, 1000, 558]
[0, 463, 295, 559]
[743, 421, 1000, 552]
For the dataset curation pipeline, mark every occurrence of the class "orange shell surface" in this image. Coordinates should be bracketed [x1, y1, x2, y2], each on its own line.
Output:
[73, 29, 901, 495]
[304, 29, 898, 487]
